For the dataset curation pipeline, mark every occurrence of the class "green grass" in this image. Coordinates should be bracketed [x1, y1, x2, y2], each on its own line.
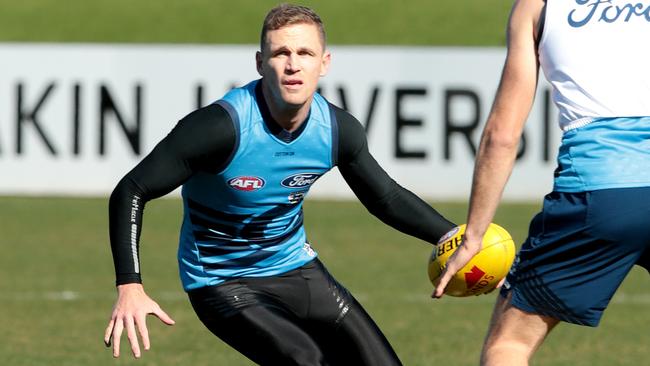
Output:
[0, 3, 646, 363]
[0, 0, 510, 45]
[0, 197, 647, 365]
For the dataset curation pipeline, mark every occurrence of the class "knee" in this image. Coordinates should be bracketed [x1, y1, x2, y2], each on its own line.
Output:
[277, 346, 327, 366]
[481, 337, 535, 366]
[479, 296, 558, 366]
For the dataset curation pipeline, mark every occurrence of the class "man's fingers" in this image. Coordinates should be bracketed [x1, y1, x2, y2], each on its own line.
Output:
[135, 315, 150, 351]
[104, 318, 115, 347]
[153, 307, 176, 326]
[125, 316, 142, 358]
[106, 289, 175, 359]
[432, 251, 468, 298]
[433, 271, 452, 298]
[112, 318, 124, 358]
[434, 280, 447, 298]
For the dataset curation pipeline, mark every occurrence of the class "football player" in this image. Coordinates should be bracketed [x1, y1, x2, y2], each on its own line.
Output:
[104, 4, 455, 365]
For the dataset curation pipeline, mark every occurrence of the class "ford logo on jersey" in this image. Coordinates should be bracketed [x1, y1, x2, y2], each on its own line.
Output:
[568, 0, 650, 27]
[228, 176, 265, 191]
[281, 173, 321, 188]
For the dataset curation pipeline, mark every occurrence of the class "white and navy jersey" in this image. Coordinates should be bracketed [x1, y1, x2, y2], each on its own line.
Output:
[538, 0, 650, 131]
[108, 79, 455, 291]
[538, 1, 650, 192]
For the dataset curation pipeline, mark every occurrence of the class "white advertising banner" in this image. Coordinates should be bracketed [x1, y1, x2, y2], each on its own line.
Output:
[0, 44, 561, 200]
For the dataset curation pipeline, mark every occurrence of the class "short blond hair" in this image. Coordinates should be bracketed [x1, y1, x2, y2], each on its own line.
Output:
[260, 3, 326, 51]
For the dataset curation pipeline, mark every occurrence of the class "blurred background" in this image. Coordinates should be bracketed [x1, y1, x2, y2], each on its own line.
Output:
[1, 1, 647, 365]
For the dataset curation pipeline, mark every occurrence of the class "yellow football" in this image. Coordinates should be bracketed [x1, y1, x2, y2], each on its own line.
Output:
[428, 223, 516, 297]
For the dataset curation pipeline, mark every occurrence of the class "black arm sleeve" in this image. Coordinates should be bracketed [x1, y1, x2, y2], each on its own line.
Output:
[109, 104, 236, 285]
[333, 104, 456, 245]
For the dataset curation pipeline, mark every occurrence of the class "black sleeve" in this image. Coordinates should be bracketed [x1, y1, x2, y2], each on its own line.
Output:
[333, 104, 456, 245]
[109, 103, 236, 286]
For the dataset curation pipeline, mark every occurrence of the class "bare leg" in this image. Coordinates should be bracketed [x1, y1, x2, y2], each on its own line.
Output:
[481, 293, 560, 366]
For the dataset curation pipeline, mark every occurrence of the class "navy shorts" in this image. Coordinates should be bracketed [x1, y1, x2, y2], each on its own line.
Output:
[501, 187, 650, 326]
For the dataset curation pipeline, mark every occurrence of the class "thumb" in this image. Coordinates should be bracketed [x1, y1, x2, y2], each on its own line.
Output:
[152, 307, 176, 326]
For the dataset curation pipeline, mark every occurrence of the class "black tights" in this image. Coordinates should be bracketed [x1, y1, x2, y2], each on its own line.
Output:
[188, 259, 402, 366]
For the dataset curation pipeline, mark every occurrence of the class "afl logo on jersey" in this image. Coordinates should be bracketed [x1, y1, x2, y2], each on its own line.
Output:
[228, 176, 265, 191]
[281, 173, 321, 189]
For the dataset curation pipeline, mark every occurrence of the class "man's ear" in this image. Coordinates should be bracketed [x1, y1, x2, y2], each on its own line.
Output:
[320, 50, 331, 77]
[256, 51, 263, 76]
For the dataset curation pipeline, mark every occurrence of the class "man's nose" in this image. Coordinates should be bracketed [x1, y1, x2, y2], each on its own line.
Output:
[285, 54, 300, 72]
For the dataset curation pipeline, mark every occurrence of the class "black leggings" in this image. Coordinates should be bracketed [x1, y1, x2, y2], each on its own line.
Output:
[188, 259, 402, 366]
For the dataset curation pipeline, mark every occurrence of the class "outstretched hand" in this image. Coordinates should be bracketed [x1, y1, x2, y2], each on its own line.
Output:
[432, 235, 482, 298]
[104, 283, 175, 358]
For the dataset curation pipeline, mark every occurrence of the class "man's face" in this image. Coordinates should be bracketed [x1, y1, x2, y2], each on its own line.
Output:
[256, 23, 330, 111]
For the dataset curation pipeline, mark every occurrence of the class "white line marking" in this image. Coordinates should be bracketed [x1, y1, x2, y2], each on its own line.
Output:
[2, 291, 649, 304]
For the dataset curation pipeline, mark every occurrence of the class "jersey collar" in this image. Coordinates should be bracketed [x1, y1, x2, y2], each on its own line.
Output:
[255, 80, 310, 143]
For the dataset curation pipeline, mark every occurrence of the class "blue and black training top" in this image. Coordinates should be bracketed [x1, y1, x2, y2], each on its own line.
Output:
[109, 79, 455, 291]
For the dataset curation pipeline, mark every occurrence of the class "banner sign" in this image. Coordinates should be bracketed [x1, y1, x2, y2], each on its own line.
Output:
[0, 44, 560, 199]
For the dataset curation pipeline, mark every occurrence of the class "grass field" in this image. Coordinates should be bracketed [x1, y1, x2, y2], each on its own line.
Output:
[1, 1, 649, 365]
[0, 0, 511, 46]
[1, 196, 648, 366]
